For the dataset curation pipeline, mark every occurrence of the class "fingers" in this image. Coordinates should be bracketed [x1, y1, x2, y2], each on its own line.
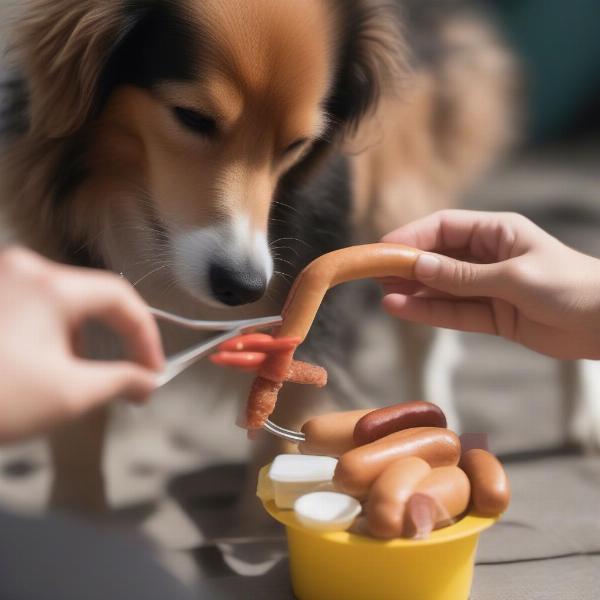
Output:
[381, 210, 535, 263]
[382, 293, 500, 335]
[68, 362, 159, 413]
[381, 210, 490, 252]
[412, 253, 507, 299]
[53, 269, 164, 370]
[379, 278, 424, 296]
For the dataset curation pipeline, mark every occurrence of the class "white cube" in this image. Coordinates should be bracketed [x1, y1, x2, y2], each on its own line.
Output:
[268, 455, 338, 509]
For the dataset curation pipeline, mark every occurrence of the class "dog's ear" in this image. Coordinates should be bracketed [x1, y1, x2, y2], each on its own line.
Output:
[11, 0, 129, 138]
[326, 0, 407, 137]
[11, 0, 196, 138]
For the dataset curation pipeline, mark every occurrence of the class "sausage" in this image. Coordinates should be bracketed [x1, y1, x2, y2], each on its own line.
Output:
[334, 427, 461, 498]
[300, 409, 373, 457]
[243, 362, 329, 430]
[353, 401, 447, 446]
[459, 449, 510, 516]
[246, 244, 421, 428]
[247, 377, 284, 430]
[276, 244, 419, 344]
[286, 361, 328, 387]
[366, 457, 431, 539]
[403, 466, 471, 539]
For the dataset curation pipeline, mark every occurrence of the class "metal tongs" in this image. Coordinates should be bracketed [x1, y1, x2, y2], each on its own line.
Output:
[150, 307, 306, 443]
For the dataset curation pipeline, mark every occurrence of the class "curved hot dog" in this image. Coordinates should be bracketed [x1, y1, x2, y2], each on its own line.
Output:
[403, 466, 471, 539]
[367, 457, 431, 539]
[353, 401, 447, 446]
[334, 427, 461, 498]
[459, 449, 510, 516]
[246, 244, 420, 429]
[300, 409, 372, 457]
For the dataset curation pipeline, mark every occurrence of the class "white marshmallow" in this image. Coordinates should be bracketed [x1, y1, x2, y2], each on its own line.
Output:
[294, 492, 362, 533]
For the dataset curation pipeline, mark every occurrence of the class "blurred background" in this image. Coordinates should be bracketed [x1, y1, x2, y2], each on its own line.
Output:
[0, 0, 598, 596]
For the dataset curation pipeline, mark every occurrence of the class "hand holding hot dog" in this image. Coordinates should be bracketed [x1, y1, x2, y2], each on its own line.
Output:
[382, 210, 600, 360]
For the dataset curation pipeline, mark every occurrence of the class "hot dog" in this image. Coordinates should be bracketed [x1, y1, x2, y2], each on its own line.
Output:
[334, 427, 461, 498]
[246, 244, 421, 428]
[366, 457, 432, 539]
[403, 466, 471, 539]
[353, 401, 447, 446]
[459, 449, 510, 516]
[300, 409, 373, 457]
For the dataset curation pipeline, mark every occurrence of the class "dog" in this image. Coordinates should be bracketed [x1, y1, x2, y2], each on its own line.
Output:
[0, 0, 518, 516]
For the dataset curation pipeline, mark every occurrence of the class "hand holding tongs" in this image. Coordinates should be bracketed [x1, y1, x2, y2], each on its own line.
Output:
[150, 307, 283, 387]
[149, 307, 306, 443]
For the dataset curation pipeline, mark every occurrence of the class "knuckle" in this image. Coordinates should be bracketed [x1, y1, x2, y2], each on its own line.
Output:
[435, 209, 455, 223]
[56, 389, 82, 418]
[0, 246, 40, 273]
[93, 271, 128, 295]
[41, 272, 72, 300]
[451, 260, 477, 288]
[508, 260, 538, 284]
[103, 274, 143, 308]
[506, 212, 532, 230]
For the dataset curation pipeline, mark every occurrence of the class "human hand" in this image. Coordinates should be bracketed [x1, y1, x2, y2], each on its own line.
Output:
[381, 210, 600, 360]
[0, 247, 164, 443]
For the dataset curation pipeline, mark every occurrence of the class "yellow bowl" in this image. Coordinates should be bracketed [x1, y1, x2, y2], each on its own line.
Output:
[262, 492, 496, 600]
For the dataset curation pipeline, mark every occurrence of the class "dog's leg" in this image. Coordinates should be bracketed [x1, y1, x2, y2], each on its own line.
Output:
[49, 407, 109, 514]
[397, 322, 463, 432]
[564, 359, 600, 451]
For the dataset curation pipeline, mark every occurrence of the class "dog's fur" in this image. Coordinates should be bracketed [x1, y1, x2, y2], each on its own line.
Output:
[0, 0, 517, 514]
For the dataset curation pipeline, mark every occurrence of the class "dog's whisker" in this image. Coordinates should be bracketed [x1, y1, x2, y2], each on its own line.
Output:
[131, 264, 171, 288]
[269, 246, 301, 258]
[272, 200, 301, 216]
[270, 236, 309, 248]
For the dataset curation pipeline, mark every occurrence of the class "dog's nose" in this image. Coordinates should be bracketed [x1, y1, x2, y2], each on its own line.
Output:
[209, 262, 267, 306]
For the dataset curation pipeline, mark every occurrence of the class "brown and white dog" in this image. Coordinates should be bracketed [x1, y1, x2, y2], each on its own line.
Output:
[0, 0, 516, 514]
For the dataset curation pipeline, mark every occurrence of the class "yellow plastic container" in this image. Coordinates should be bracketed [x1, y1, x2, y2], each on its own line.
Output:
[262, 497, 496, 600]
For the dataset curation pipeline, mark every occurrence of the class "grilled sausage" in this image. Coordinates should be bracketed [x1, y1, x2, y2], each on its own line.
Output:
[367, 457, 432, 539]
[354, 401, 447, 446]
[300, 409, 373, 457]
[460, 449, 510, 516]
[334, 427, 461, 498]
[246, 244, 420, 428]
[403, 466, 471, 539]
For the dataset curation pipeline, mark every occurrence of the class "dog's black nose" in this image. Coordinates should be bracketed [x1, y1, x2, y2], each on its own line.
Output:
[209, 263, 267, 306]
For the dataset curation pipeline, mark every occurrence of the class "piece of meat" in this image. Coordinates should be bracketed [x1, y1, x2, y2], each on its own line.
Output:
[246, 243, 421, 429]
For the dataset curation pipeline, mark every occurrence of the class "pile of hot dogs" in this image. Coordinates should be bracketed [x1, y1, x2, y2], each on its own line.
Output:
[297, 401, 510, 539]
[211, 244, 510, 540]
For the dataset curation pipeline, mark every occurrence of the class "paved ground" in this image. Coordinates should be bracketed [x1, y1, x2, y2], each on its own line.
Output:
[0, 140, 599, 597]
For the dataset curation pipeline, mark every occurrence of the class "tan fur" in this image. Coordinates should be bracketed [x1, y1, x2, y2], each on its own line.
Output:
[12, 1, 125, 137]
[350, 15, 518, 240]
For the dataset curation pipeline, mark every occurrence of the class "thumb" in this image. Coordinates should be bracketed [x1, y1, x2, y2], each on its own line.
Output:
[73, 362, 159, 411]
[414, 253, 505, 298]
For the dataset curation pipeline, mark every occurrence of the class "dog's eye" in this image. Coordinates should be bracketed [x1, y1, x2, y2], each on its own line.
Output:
[172, 107, 218, 138]
[283, 138, 309, 156]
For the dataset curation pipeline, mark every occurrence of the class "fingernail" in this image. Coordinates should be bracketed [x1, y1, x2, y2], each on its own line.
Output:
[416, 254, 441, 279]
